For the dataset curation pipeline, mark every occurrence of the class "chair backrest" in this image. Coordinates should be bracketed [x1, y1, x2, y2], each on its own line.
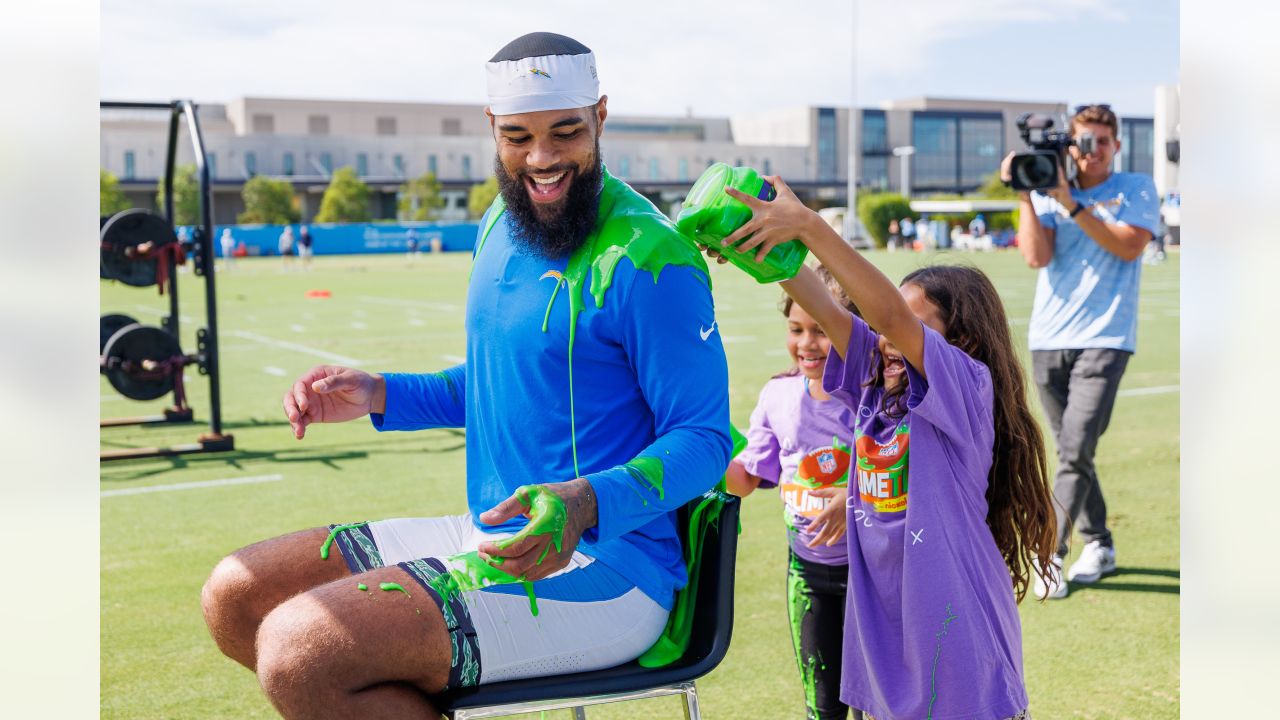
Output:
[671, 493, 740, 674]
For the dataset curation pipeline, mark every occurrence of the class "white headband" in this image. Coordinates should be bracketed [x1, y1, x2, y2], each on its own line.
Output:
[486, 51, 599, 116]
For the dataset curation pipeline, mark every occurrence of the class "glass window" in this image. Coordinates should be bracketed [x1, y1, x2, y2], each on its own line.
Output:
[356, 153, 368, 177]
[1122, 119, 1155, 176]
[861, 111, 888, 154]
[207, 153, 217, 179]
[678, 157, 689, 181]
[283, 152, 295, 176]
[861, 155, 889, 191]
[319, 152, 332, 173]
[763, 158, 772, 176]
[461, 155, 472, 179]
[442, 118, 462, 136]
[376, 116, 397, 136]
[123, 150, 135, 180]
[959, 117, 1003, 187]
[649, 157, 660, 180]
[618, 156, 631, 177]
[817, 107, 838, 180]
[394, 154, 405, 177]
[252, 113, 275, 134]
[912, 115, 957, 192]
[428, 154, 438, 176]
[245, 151, 257, 177]
[308, 115, 330, 135]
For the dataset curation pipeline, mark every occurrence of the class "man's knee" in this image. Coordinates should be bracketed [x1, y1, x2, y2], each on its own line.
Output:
[256, 599, 337, 700]
[202, 554, 254, 626]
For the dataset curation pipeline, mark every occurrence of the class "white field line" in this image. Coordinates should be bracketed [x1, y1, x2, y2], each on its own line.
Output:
[1118, 385, 1179, 397]
[102, 474, 284, 498]
[229, 330, 363, 366]
[262, 366, 288, 376]
[440, 354, 466, 364]
[132, 305, 193, 323]
[351, 321, 367, 329]
[290, 324, 306, 333]
[357, 295, 460, 312]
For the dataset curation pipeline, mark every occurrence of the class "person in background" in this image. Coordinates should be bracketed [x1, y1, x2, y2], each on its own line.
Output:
[298, 225, 314, 270]
[1001, 103, 1159, 599]
[219, 227, 236, 270]
[278, 225, 296, 270]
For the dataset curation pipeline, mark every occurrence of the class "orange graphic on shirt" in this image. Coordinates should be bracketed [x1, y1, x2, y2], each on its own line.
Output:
[779, 437, 850, 519]
[855, 424, 911, 513]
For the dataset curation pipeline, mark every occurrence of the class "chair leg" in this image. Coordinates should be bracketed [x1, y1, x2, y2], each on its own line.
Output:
[681, 682, 701, 720]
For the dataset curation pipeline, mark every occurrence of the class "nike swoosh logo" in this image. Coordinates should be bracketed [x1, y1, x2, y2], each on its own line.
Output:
[700, 322, 717, 341]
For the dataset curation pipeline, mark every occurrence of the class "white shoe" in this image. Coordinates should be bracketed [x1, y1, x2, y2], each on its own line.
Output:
[1066, 540, 1116, 584]
[1033, 555, 1068, 600]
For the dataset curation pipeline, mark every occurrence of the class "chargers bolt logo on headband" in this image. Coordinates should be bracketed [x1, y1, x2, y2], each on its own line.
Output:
[530, 68, 552, 79]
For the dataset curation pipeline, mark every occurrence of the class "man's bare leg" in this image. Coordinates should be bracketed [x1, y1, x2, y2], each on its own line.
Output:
[201, 527, 349, 669]
[255, 565, 453, 719]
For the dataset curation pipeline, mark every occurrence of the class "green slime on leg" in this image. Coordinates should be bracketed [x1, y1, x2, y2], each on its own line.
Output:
[379, 582, 411, 597]
[357, 583, 368, 591]
[431, 550, 540, 617]
[320, 522, 369, 560]
[787, 551, 821, 718]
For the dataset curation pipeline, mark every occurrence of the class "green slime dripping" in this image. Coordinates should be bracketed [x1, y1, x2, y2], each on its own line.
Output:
[623, 454, 666, 502]
[320, 522, 369, 560]
[379, 582, 410, 597]
[494, 485, 567, 566]
[787, 550, 821, 717]
[473, 169, 712, 479]
[431, 550, 540, 617]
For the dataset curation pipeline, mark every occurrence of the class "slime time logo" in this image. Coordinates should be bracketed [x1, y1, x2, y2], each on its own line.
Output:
[855, 423, 910, 513]
[780, 437, 851, 519]
[530, 68, 552, 79]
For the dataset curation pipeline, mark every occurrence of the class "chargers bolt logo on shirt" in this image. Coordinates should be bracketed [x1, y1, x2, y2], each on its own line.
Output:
[780, 435, 851, 519]
[530, 68, 552, 79]
[539, 270, 562, 282]
[855, 423, 911, 513]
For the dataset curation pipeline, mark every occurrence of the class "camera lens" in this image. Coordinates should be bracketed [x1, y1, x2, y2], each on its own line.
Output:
[1015, 155, 1057, 189]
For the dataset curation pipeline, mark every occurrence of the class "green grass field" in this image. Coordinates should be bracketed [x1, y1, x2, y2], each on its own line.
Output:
[101, 249, 1179, 719]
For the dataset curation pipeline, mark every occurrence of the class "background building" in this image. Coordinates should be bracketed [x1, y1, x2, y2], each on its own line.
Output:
[101, 95, 1157, 224]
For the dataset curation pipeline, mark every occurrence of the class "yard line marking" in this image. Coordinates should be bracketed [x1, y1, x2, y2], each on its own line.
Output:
[1118, 385, 1179, 397]
[358, 295, 459, 312]
[440, 354, 466, 364]
[408, 318, 425, 326]
[263, 366, 287, 377]
[230, 330, 363, 366]
[132, 305, 193, 323]
[351, 321, 367, 329]
[102, 474, 284, 498]
[290, 324, 306, 333]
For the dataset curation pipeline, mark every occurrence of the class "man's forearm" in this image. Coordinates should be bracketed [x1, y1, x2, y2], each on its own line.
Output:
[1017, 194, 1054, 268]
[1074, 209, 1149, 262]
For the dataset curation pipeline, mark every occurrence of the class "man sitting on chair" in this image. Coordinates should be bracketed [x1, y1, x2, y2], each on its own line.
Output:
[199, 32, 731, 720]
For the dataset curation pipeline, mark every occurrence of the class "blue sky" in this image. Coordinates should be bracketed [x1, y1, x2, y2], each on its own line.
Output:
[101, 0, 1178, 119]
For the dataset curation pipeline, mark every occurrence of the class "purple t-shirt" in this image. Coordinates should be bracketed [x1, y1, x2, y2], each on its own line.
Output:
[737, 373, 855, 566]
[824, 316, 1028, 719]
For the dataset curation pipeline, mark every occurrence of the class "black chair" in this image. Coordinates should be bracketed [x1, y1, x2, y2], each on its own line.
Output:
[439, 494, 741, 720]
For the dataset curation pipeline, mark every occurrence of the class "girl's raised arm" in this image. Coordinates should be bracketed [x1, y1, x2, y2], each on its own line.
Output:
[724, 178, 927, 377]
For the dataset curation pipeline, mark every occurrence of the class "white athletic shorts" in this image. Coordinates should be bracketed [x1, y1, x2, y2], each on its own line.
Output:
[326, 514, 668, 689]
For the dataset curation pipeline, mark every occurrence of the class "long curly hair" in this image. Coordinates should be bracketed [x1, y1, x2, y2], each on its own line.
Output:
[900, 265, 1057, 603]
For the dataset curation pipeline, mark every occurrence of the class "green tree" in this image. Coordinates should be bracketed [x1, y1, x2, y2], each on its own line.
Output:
[856, 192, 915, 249]
[467, 176, 500, 219]
[154, 164, 202, 225]
[974, 170, 1019, 230]
[314, 166, 371, 223]
[397, 172, 446, 221]
[238, 176, 300, 224]
[100, 169, 132, 217]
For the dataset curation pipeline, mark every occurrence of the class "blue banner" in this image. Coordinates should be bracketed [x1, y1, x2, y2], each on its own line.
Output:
[183, 222, 480, 257]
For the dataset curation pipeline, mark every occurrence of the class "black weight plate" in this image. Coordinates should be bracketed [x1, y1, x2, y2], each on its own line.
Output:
[102, 323, 183, 401]
[100, 209, 175, 287]
[100, 313, 139, 354]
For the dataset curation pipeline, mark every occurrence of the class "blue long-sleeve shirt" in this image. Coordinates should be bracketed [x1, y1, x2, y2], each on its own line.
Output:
[372, 182, 731, 609]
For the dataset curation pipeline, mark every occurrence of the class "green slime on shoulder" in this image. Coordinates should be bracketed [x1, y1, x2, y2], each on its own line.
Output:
[472, 169, 711, 479]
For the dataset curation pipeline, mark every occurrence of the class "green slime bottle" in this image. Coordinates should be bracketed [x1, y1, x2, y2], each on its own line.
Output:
[676, 163, 809, 283]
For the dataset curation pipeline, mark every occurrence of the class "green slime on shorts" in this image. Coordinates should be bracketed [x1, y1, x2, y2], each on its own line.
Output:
[320, 522, 369, 560]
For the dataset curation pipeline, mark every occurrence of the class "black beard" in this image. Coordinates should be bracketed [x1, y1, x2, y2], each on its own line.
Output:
[495, 144, 603, 259]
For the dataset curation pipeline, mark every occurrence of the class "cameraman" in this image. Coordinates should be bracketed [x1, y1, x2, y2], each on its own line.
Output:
[1001, 104, 1159, 600]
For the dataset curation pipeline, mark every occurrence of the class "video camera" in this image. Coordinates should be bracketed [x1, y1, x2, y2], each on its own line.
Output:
[1007, 113, 1096, 191]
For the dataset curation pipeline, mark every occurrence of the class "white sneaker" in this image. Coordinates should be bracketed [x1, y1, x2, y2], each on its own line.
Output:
[1066, 540, 1117, 584]
[1033, 555, 1068, 600]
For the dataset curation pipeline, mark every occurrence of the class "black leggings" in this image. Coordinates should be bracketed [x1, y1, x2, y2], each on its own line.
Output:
[788, 551, 861, 720]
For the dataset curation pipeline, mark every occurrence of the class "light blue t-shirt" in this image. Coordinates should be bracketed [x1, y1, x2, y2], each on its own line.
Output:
[1028, 172, 1159, 352]
[370, 176, 732, 610]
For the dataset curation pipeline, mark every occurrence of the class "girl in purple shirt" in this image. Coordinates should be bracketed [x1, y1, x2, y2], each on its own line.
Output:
[719, 178, 1057, 720]
[727, 265, 864, 720]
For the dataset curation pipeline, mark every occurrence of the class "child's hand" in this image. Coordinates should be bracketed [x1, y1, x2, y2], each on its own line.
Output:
[805, 487, 849, 547]
[722, 175, 822, 263]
